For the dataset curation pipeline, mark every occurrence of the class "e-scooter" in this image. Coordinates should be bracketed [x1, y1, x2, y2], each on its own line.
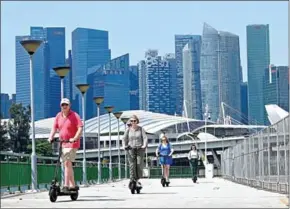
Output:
[158, 154, 170, 187]
[125, 146, 142, 194]
[48, 139, 79, 202]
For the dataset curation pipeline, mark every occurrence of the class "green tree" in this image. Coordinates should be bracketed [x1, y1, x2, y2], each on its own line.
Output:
[27, 140, 54, 156]
[8, 103, 31, 153]
[0, 119, 11, 151]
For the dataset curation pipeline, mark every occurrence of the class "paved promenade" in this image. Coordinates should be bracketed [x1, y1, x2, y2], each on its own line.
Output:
[1, 178, 288, 208]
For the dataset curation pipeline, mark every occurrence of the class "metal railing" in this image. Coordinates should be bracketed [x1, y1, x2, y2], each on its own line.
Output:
[0, 152, 129, 195]
[148, 166, 221, 179]
[221, 116, 289, 195]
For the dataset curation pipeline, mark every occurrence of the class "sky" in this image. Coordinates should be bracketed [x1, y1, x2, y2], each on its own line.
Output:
[1, 1, 288, 96]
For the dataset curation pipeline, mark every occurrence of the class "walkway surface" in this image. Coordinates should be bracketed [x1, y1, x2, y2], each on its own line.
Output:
[1, 178, 288, 208]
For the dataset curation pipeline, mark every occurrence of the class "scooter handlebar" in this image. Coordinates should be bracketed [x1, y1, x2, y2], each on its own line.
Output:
[124, 146, 143, 151]
[50, 138, 71, 144]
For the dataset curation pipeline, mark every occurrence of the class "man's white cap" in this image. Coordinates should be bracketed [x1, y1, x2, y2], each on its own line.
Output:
[60, 98, 70, 105]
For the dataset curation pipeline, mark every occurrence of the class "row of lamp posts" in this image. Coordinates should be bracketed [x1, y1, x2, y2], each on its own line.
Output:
[20, 39, 129, 190]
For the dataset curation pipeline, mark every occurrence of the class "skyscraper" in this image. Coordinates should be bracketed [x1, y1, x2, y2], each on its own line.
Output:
[182, 36, 202, 119]
[247, 24, 270, 125]
[1, 94, 10, 118]
[138, 60, 147, 110]
[240, 82, 248, 124]
[164, 53, 177, 115]
[129, 66, 139, 110]
[44, 27, 66, 117]
[200, 23, 242, 122]
[16, 27, 66, 120]
[263, 65, 289, 124]
[175, 35, 200, 115]
[144, 50, 173, 115]
[88, 54, 130, 118]
[64, 50, 73, 102]
[72, 28, 111, 115]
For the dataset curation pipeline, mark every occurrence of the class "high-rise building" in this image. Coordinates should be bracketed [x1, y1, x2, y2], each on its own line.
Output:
[1, 93, 16, 119]
[240, 82, 248, 124]
[1, 94, 10, 118]
[88, 54, 130, 118]
[129, 66, 139, 110]
[16, 27, 66, 120]
[263, 65, 289, 124]
[200, 23, 242, 122]
[64, 50, 73, 102]
[247, 24, 270, 125]
[144, 50, 173, 115]
[11, 94, 16, 104]
[45, 27, 66, 117]
[72, 28, 111, 116]
[182, 36, 202, 119]
[175, 35, 200, 115]
[138, 60, 147, 110]
[164, 53, 177, 115]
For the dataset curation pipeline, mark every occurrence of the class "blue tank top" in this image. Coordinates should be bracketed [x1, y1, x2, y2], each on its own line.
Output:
[158, 143, 172, 156]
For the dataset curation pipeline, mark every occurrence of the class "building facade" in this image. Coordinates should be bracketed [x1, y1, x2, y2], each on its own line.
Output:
[129, 65, 139, 110]
[263, 65, 289, 124]
[138, 60, 147, 110]
[72, 28, 111, 116]
[64, 50, 73, 103]
[182, 36, 202, 120]
[1, 94, 10, 118]
[145, 50, 173, 115]
[175, 35, 200, 115]
[87, 54, 130, 118]
[200, 23, 242, 122]
[247, 24, 270, 125]
[240, 82, 248, 124]
[164, 53, 177, 116]
[16, 27, 66, 120]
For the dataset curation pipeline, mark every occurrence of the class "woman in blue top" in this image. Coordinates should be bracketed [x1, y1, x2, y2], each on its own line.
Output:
[155, 136, 174, 183]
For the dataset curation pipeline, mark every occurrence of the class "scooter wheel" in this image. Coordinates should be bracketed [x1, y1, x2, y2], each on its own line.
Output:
[130, 188, 135, 194]
[161, 178, 166, 187]
[166, 182, 169, 187]
[70, 191, 79, 201]
[49, 189, 57, 203]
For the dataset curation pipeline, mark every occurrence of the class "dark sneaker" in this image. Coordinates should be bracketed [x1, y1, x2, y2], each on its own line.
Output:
[62, 186, 69, 192]
[137, 181, 142, 188]
[69, 186, 79, 191]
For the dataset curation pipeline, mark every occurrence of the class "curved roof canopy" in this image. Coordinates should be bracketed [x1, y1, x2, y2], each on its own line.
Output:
[33, 110, 205, 138]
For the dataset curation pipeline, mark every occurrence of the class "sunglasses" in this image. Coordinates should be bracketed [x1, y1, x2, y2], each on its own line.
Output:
[61, 104, 69, 107]
[130, 120, 137, 123]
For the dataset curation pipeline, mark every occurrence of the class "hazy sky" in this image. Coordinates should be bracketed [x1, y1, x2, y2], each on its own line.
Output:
[1, 1, 288, 96]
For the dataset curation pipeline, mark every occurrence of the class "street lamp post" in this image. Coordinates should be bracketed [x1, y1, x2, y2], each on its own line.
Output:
[20, 39, 43, 192]
[121, 117, 129, 179]
[113, 112, 123, 180]
[93, 96, 104, 184]
[76, 84, 90, 186]
[204, 104, 210, 164]
[53, 66, 70, 186]
[104, 106, 114, 182]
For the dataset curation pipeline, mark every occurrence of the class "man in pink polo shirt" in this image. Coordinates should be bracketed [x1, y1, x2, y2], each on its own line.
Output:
[48, 98, 83, 192]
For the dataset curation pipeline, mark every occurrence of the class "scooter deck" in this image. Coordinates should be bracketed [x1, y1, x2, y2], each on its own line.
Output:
[57, 190, 78, 196]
